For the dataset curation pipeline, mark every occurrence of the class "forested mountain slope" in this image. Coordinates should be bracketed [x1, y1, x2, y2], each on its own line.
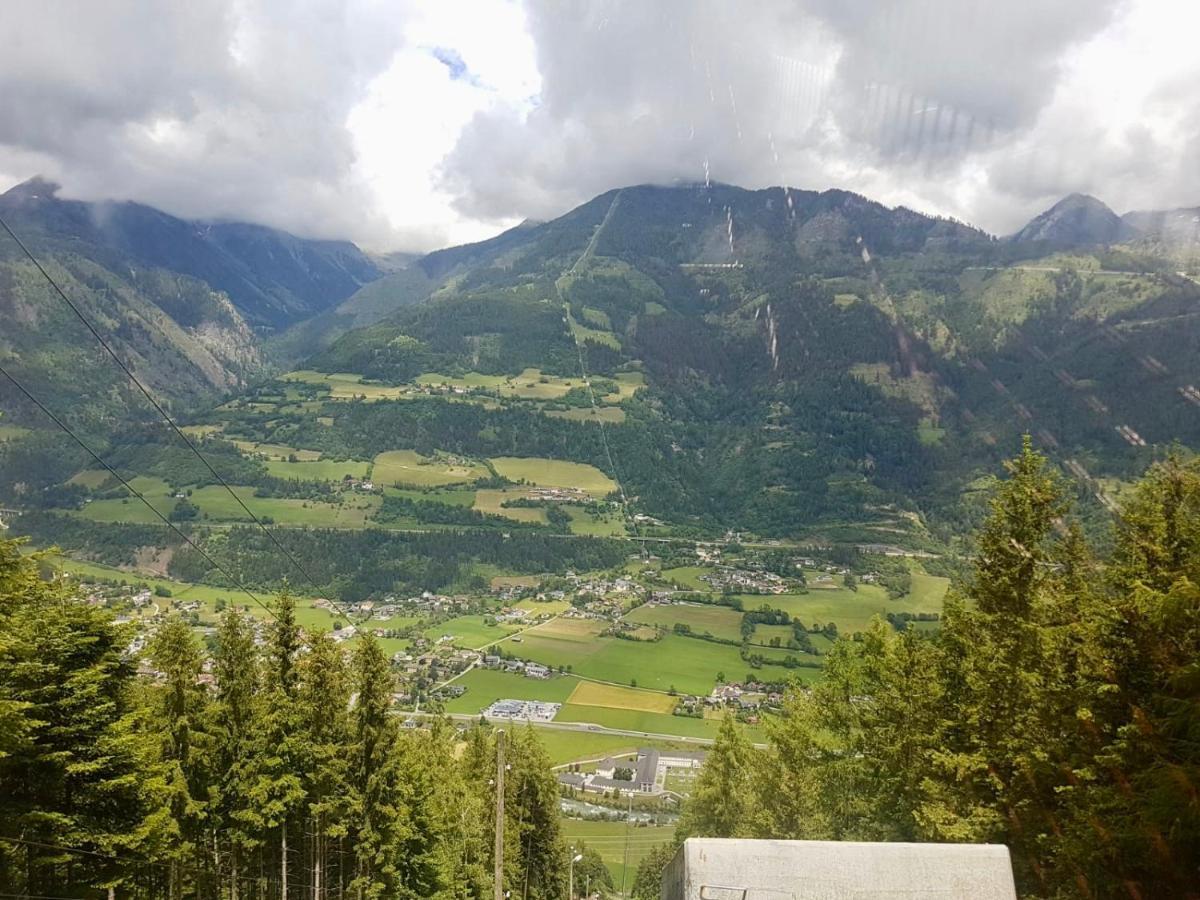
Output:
[305, 182, 1200, 543]
[0, 177, 383, 422]
[3, 180, 1198, 579]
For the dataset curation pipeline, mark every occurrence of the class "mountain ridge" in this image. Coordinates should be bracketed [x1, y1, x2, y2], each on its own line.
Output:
[0, 177, 382, 329]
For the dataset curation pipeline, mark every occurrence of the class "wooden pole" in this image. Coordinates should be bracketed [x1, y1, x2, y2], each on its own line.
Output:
[494, 730, 505, 900]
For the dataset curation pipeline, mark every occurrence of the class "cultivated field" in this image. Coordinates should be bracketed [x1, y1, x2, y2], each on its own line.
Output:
[490, 457, 617, 494]
[231, 441, 322, 461]
[500, 620, 757, 695]
[567, 681, 678, 713]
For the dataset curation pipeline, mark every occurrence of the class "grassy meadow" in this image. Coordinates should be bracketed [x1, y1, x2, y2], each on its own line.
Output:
[489, 457, 617, 494]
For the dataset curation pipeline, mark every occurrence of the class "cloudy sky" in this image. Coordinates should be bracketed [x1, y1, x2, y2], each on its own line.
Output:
[1, 0, 1197, 251]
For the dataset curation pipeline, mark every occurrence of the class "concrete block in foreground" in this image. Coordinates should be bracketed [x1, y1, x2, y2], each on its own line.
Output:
[662, 837, 1017, 900]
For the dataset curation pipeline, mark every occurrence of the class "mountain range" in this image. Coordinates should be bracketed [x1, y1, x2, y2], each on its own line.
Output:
[1, 175, 1198, 543]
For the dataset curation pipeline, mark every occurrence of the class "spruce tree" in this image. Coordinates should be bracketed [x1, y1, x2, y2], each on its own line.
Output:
[348, 633, 403, 899]
[143, 616, 211, 899]
[0, 539, 148, 897]
[629, 843, 676, 900]
[210, 606, 260, 899]
[298, 631, 351, 900]
[506, 727, 566, 900]
[678, 714, 756, 838]
[248, 591, 307, 898]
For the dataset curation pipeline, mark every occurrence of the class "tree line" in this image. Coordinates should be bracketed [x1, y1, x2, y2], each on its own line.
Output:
[638, 442, 1200, 899]
[0, 545, 573, 899]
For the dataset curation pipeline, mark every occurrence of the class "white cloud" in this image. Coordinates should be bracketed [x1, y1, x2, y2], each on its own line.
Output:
[1, 0, 1197, 249]
[347, 0, 540, 249]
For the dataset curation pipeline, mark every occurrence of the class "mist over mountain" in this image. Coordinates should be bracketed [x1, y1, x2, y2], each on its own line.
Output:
[0, 178, 381, 328]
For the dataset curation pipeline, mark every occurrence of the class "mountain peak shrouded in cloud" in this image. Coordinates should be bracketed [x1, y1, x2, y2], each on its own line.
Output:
[0, 176, 380, 328]
[1, 1, 1198, 252]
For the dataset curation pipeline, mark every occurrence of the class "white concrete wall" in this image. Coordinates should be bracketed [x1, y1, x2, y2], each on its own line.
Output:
[662, 838, 1017, 900]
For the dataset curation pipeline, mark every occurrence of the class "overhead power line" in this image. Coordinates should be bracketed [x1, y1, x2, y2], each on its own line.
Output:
[0, 362, 277, 621]
[0, 214, 329, 602]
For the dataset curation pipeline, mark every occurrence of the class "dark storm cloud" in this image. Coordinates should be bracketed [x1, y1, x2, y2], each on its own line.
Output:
[0, 0, 408, 243]
[440, 0, 1137, 234]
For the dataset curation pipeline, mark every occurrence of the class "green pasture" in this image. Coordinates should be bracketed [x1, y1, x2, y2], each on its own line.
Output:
[658, 566, 712, 591]
[526, 728, 701, 767]
[625, 603, 743, 642]
[554, 705, 720, 740]
[566, 506, 627, 536]
[231, 441, 322, 461]
[384, 486, 478, 507]
[604, 371, 646, 402]
[747, 577, 943, 634]
[568, 312, 621, 350]
[188, 485, 381, 527]
[282, 370, 364, 385]
[77, 476, 174, 523]
[499, 621, 763, 695]
[560, 820, 675, 889]
[373, 449, 488, 487]
[473, 489, 548, 524]
[748, 623, 795, 647]
[423, 615, 521, 650]
[907, 566, 951, 607]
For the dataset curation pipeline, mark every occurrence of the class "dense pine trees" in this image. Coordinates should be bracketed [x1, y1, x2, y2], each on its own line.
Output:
[674, 444, 1200, 898]
[0, 542, 568, 899]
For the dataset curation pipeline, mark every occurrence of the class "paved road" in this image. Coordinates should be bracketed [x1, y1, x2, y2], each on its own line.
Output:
[398, 710, 768, 748]
[400, 709, 769, 750]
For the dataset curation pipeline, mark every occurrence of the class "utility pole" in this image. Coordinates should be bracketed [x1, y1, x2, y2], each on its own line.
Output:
[619, 793, 632, 897]
[568, 850, 582, 900]
[494, 730, 506, 900]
